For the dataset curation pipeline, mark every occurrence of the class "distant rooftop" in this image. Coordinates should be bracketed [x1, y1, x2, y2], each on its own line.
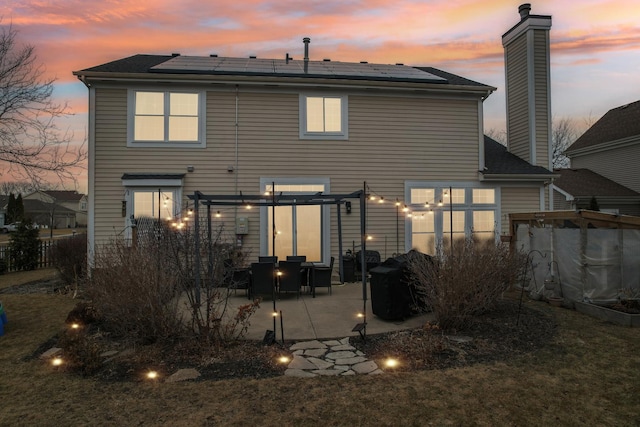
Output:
[554, 168, 640, 197]
[567, 99, 640, 153]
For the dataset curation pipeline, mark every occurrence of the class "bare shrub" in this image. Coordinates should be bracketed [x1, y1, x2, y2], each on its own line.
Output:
[409, 239, 526, 330]
[57, 328, 103, 376]
[87, 218, 258, 346]
[49, 234, 87, 288]
[157, 220, 259, 344]
[87, 237, 185, 343]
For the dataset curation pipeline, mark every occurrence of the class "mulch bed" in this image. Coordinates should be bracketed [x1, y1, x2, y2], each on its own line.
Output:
[10, 279, 557, 381]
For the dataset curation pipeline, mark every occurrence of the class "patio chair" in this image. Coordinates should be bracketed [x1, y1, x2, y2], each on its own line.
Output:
[228, 267, 251, 299]
[250, 262, 276, 300]
[277, 260, 302, 298]
[311, 257, 334, 297]
[355, 250, 381, 280]
[286, 256, 308, 290]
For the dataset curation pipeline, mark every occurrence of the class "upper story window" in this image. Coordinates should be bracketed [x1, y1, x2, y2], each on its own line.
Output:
[299, 94, 348, 140]
[128, 90, 206, 148]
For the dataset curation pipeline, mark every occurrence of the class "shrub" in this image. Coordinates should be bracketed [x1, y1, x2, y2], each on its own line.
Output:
[57, 327, 103, 376]
[8, 221, 40, 271]
[87, 238, 185, 343]
[408, 239, 526, 330]
[50, 234, 87, 286]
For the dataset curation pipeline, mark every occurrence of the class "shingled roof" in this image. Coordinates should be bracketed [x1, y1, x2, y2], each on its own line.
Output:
[76, 54, 494, 89]
[567, 99, 640, 153]
[553, 168, 640, 197]
[483, 136, 553, 176]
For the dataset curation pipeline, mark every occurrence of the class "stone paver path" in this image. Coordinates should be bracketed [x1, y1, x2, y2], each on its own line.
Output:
[39, 336, 383, 381]
[285, 337, 383, 377]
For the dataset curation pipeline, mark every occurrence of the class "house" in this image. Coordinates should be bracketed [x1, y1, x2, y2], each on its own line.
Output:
[23, 190, 88, 227]
[555, 100, 640, 215]
[74, 4, 555, 266]
[0, 194, 77, 229]
[552, 168, 640, 214]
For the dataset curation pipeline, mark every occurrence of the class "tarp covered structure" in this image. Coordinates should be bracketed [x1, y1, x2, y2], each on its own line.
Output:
[509, 210, 640, 304]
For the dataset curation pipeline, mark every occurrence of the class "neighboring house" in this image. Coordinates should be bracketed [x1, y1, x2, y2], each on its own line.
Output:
[556, 99, 640, 215]
[553, 169, 640, 214]
[0, 195, 77, 228]
[24, 190, 88, 226]
[74, 5, 555, 265]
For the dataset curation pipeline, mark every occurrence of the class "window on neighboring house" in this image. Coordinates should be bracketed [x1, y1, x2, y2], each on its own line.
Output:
[128, 90, 205, 147]
[80, 201, 87, 211]
[300, 95, 348, 139]
[407, 184, 498, 255]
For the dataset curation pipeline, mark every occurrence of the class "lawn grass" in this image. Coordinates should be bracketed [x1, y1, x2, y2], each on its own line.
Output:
[1, 270, 639, 426]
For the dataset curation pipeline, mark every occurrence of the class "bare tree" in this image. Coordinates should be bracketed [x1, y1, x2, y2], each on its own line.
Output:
[485, 128, 507, 146]
[0, 180, 37, 196]
[551, 117, 577, 169]
[0, 22, 86, 186]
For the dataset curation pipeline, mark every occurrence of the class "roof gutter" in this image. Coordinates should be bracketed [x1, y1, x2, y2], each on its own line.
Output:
[72, 71, 496, 96]
[480, 173, 558, 182]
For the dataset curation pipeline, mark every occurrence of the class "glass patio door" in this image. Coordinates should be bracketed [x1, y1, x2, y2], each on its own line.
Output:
[268, 204, 322, 261]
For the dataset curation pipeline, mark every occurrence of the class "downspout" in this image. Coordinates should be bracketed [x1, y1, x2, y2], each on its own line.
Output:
[234, 85, 239, 218]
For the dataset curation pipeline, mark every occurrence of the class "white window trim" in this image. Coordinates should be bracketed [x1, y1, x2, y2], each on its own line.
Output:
[122, 177, 184, 242]
[127, 89, 206, 148]
[405, 181, 501, 252]
[299, 94, 348, 140]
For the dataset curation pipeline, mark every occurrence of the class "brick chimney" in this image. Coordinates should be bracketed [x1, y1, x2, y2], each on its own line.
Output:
[502, 4, 552, 170]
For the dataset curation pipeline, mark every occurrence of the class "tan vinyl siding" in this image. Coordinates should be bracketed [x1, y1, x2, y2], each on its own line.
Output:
[571, 142, 640, 194]
[505, 35, 530, 163]
[500, 186, 542, 234]
[92, 85, 481, 261]
[553, 189, 573, 211]
[534, 30, 550, 169]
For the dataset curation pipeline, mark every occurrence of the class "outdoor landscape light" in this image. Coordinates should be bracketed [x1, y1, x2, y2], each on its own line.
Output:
[278, 356, 290, 364]
[146, 371, 158, 380]
[70, 323, 80, 329]
[51, 357, 63, 367]
[272, 312, 278, 317]
[384, 358, 399, 368]
[356, 312, 364, 318]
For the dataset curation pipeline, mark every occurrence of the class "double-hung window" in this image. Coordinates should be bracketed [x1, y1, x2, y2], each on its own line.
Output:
[128, 90, 205, 147]
[300, 94, 348, 139]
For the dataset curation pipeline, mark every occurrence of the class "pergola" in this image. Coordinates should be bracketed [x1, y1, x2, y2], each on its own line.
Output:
[187, 187, 371, 337]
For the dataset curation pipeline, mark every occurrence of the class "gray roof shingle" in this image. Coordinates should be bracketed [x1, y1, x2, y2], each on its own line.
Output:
[553, 168, 640, 197]
[76, 55, 493, 88]
[567, 99, 640, 152]
[483, 136, 553, 175]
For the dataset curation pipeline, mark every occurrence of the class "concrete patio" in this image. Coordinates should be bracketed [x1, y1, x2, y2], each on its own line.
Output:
[220, 281, 432, 341]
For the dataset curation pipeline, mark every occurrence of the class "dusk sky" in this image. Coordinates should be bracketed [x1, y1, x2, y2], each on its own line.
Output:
[2, 0, 640, 191]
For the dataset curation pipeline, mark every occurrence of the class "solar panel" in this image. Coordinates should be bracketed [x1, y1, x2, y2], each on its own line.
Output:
[151, 55, 447, 83]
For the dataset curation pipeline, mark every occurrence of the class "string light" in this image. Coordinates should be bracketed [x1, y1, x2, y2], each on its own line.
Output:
[215, 211, 221, 218]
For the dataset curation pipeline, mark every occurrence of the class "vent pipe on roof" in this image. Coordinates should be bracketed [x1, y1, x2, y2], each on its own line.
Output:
[519, 3, 531, 20]
[303, 37, 310, 62]
[303, 37, 310, 73]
